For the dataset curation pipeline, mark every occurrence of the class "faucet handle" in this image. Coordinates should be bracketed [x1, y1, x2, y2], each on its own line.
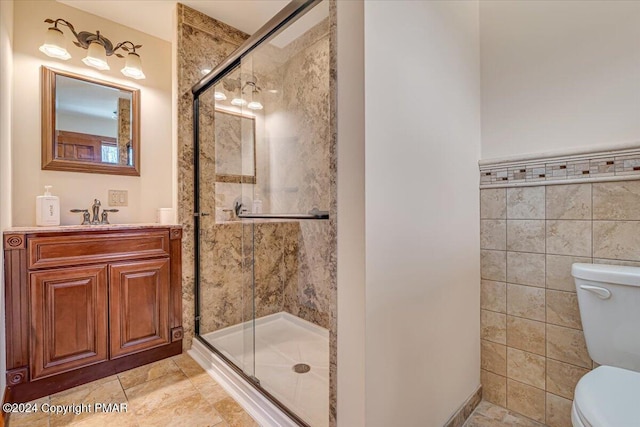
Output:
[100, 209, 119, 225]
[70, 209, 91, 225]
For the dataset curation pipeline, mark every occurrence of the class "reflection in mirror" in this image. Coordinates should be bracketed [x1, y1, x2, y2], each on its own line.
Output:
[214, 109, 256, 184]
[42, 67, 140, 176]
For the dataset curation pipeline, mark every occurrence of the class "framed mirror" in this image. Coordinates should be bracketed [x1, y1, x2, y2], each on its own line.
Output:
[214, 109, 256, 184]
[41, 66, 140, 176]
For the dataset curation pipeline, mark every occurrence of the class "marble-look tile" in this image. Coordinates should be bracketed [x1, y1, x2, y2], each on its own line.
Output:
[481, 220, 507, 250]
[546, 359, 589, 400]
[593, 221, 640, 261]
[50, 378, 126, 427]
[546, 255, 591, 292]
[472, 400, 509, 421]
[135, 392, 224, 427]
[506, 379, 546, 423]
[593, 181, 640, 220]
[482, 340, 507, 376]
[464, 400, 546, 427]
[118, 358, 181, 390]
[60, 409, 138, 427]
[546, 220, 592, 257]
[506, 348, 545, 389]
[481, 370, 507, 407]
[507, 316, 545, 356]
[481, 189, 507, 219]
[507, 284, 545, 322]
[546, 324, 591, 369]
[190, 373, 231, 405]
[125, 372, 200, 417]
[213, 397, 259, 427]
[481, 280, 506, 313]
[481, 310, 507, 344]
[506, 252, 545, 287]
[506, 220, 545, 253]
[546, 290, 582, 330]
[172, 353, 206, 378]
[481, 250, 506, 282]
[546, 184, 591, 220]
[6, 396, 49, 427]
[546, 393, 573, 427]
[507, 187, 545, 219]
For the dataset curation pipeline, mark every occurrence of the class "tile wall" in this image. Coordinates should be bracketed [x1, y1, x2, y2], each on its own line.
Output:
[480, 180, 640, 427]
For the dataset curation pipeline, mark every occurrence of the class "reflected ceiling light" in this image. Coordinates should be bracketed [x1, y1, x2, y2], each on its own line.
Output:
[40, 18, 145, 79]
[214, 92, 227, 101]
[231, 98, 247, 107]
[247, 101, 263, 110]
[201, 68, 212, 75]
[267, 89, 278, 94]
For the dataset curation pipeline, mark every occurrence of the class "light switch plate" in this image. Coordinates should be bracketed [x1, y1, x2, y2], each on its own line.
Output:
[108, 190, 128, 207]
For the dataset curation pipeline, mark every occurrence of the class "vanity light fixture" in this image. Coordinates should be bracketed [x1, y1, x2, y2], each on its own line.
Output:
[231, 98, 247, 107]
[247, 101, 263, 110]
[39, 18, 145, 79]
[214, 92, 227, 101]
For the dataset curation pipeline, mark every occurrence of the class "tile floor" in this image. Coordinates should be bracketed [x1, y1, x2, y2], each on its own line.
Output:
[202, 312, 329, 427]
[8, 353, 258, 427]
[463, 401, 547, 427]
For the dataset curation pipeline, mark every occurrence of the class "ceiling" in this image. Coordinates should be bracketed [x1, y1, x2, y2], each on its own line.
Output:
[57, 0, 291, 42]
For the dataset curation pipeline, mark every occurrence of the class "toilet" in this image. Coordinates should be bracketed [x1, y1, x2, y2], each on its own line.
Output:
[571, 263, 640, 427]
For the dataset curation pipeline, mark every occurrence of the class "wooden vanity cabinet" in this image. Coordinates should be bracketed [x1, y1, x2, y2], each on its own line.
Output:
[3, 226, 183, 403]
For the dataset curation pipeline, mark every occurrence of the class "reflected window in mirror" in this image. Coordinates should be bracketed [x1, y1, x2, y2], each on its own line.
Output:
[42, 67, 140, 176]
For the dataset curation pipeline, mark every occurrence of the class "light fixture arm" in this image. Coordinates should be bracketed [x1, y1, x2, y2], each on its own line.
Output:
[42, 18, 142, 58]
[112, 41, 143, 58]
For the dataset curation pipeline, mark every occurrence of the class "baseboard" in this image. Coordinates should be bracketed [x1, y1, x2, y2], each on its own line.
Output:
[443, 384, 483, 427]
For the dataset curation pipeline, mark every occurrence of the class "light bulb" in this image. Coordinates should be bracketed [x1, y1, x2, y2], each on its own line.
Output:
[231, 98, 247, 106]
[214, 92, 227, 101]
[121, 52, 145, 79]
[39, 27, 71, 60]
[247, 101, 263, 110]
[82, 42, 110, 70]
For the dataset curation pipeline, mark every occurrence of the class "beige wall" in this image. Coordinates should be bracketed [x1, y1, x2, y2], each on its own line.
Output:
[480, 0, 640, 159]
[0, 0, 14, 396]
[364, 1, 481, 425]
[12, 0, 172, 226]
[480, 181, 640, 426]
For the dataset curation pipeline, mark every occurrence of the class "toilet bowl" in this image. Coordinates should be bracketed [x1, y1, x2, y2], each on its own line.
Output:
[571, 366, 640, 427]
[571, 263, 640, 427]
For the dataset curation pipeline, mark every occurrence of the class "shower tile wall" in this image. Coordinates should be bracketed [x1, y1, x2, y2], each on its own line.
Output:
[176, 4, 249, 348]
[480, 180, 640, 427]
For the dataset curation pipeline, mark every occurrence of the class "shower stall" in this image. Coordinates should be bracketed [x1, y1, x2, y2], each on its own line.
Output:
[190, 1, 334, 426]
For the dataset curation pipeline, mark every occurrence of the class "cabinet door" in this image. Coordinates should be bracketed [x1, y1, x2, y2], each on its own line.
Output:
[30, 265, 108, 380]
[109, 259, 170, 358]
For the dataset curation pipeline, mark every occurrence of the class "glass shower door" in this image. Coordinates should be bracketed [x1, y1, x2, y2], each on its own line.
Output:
[196, 64, 256, 380]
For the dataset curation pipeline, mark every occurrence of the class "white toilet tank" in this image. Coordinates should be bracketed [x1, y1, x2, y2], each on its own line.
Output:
[572, 263, 640, 372]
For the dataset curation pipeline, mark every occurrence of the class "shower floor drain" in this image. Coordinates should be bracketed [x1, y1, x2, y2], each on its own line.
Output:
[292, 363, 311, 374]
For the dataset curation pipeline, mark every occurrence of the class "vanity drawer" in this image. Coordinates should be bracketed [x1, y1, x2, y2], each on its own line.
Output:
[28, 231, 170, 269]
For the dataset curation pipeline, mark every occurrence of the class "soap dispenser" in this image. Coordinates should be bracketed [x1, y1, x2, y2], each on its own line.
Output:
[36, 185, 60, 226]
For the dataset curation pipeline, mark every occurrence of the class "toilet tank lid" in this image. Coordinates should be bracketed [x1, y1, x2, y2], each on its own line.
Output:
[572, 263, 640, 287]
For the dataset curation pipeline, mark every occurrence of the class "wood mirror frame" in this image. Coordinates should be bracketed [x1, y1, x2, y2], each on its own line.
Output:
[41, 67, 141, 176]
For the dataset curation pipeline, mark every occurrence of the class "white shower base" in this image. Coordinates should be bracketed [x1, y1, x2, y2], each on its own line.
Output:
[199, 312, 329, 427]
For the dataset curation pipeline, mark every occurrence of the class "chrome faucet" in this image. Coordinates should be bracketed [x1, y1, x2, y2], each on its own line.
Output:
[70, 199, 119, 225]
[91, 199, 101, 223]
